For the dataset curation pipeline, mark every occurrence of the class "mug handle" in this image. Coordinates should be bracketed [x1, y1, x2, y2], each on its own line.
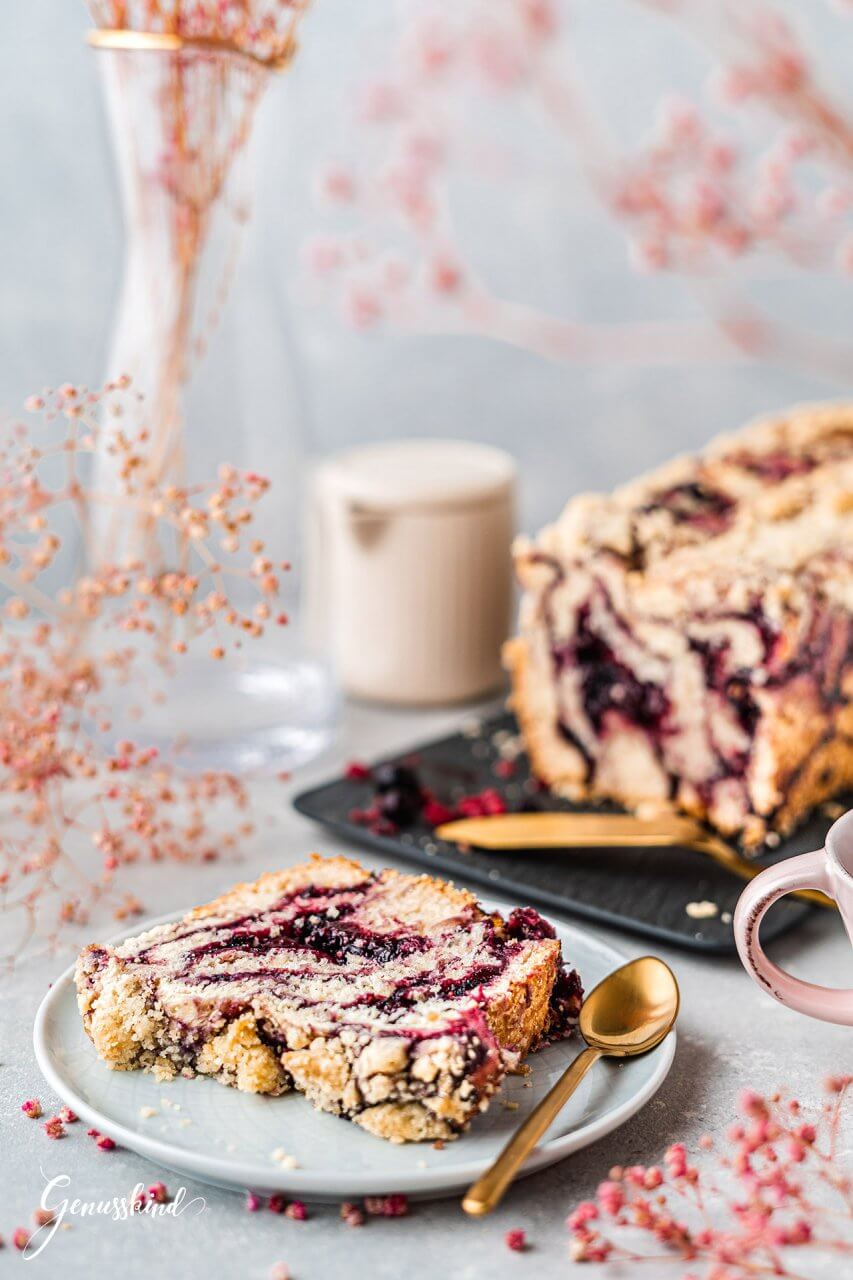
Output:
[734, 849, 853, 1026]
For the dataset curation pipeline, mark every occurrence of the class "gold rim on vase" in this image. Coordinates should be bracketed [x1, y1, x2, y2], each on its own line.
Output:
[86, 27, 297, 72]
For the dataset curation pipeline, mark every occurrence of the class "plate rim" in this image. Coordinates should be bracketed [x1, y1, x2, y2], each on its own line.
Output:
[33, 903, 677, 1199]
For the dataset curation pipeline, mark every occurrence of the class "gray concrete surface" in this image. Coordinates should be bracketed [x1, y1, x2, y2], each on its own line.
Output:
[1, 4, 852, 1277]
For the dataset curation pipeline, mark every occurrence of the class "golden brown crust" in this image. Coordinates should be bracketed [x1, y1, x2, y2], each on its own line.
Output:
[508, 402, 853, 848]
[482, 942, 559, 1055]
[504, 636, 586, 793]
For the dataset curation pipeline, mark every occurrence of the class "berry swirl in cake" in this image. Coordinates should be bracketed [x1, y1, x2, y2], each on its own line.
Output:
[76, 855, 582, 1143]
[507, 403, 853, 848]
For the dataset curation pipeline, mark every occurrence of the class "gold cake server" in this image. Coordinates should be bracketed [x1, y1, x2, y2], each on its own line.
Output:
[435, 812, 834, 910]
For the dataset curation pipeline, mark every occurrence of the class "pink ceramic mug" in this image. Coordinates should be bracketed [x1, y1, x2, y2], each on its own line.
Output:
[734, 810, 853, 1026]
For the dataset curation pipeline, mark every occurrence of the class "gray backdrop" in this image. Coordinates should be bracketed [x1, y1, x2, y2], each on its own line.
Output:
[2, 1, 850, 532]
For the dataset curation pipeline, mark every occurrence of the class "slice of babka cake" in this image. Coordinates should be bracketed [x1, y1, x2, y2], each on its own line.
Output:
[507, 403, 853, 848]
[76, 855, 582, 1143]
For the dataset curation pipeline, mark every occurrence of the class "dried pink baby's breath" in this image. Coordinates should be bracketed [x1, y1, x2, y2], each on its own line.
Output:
[310, 0, 853, 384]
[363, 1194, 408, 1217]
[566, 1076, 853, 1275]
[0, 381, 287, 961]
[340, 1201, 365, 1228]
[86, 1, 308, 66]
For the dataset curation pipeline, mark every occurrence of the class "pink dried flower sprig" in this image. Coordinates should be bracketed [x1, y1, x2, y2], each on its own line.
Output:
[87, 1127, 117, 1152]
[0, 379, 286, 959]
[309, 0, 853, 383]
[566, 1076, 853, 1275]
[42, 1116, 66, 1140]
[247, 1195, 409, 1226]
[340, 1201, 365, 1228]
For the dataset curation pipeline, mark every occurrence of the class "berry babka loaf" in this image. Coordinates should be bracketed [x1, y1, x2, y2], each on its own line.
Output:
[506, 403, 853, 848]
[76, 855, 582, 1143]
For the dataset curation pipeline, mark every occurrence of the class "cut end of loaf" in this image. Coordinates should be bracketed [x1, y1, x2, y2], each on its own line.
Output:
[509, 402, 853, 849]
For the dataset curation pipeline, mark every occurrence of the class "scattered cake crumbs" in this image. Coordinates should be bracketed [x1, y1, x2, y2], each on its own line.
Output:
[721, 911, 732, 925]
[501, 1099, 520, 1111]
[139, 1106, 159, 1119]
[686, 900, 719, 920]
[491, 728, 524, 760]
[822, 801, 846, 820]
[271, 1149, 299, 1169]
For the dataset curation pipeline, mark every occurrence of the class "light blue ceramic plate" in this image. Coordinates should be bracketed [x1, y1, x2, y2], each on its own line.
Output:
[34, 905, 676, 1201]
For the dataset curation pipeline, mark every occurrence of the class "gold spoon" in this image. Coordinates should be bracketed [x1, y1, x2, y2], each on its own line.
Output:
[461, 956, 680, 1217]
[435, 812, 833, 910]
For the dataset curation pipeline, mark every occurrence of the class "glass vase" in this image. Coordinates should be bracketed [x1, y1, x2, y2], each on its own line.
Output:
[90, 36, 338, 773]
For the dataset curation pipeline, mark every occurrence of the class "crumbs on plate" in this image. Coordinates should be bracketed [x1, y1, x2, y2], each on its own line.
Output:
[686, 900, 719, 920]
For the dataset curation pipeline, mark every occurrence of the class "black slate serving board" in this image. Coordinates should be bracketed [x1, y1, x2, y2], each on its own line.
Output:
[294, 709, 839, 954]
